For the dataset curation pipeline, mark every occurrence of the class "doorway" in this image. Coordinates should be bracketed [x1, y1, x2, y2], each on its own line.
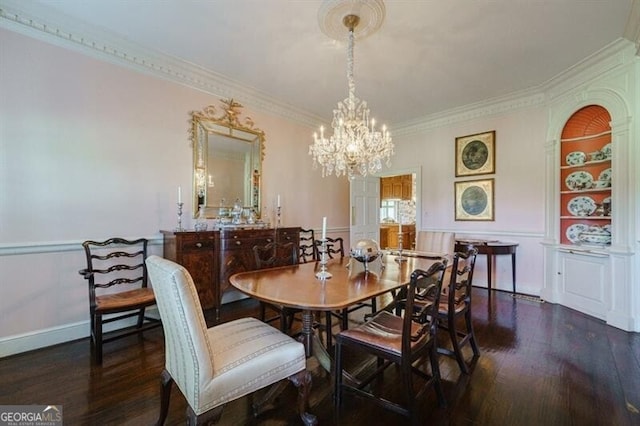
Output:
[349, 167, 421, 250]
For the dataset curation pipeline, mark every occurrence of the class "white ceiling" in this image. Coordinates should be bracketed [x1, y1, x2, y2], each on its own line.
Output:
[3, 0, 638, 129]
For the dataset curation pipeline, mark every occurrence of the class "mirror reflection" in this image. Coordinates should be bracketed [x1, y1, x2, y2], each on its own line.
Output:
[190, 99, 265, 220]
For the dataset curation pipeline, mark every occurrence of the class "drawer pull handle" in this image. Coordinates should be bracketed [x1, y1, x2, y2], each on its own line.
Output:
[266, 238, 272, 243]
[235, 241, 242, 245]
[195, 242, 202, 248]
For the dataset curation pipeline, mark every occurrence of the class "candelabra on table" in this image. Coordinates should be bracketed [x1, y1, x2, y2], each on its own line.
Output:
[175, 202, 184, 231]
[315, 238, 333, 280]
[395, 230, 407, 263]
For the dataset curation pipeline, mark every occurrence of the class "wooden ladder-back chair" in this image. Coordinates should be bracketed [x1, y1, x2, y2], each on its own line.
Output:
[334, 262, 448, 421]
[253, 241, 301, 332]
[79, 237, 160, 364]
[298, 228, 317, 263]
[145, 255, 316, 425]
[437, 245, 480, 373]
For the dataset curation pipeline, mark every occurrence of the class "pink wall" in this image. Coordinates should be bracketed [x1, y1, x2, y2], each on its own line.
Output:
[0, 28, 349, 347]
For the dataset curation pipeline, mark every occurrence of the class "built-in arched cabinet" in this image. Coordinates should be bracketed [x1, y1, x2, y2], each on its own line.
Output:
[542, 86, 636, 332]
[559, 105, 612, 247]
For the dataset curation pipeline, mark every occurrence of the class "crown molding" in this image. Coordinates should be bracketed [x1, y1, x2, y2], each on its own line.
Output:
[0, 1, 323, 128]
[1, 1, 635, 138]
[392, 38, 637, 137]
[624, 0, 640, 54]
[392, 89, 546, 137]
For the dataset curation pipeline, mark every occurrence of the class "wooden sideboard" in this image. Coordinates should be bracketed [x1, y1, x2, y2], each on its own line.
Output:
[161, 227, 300, 320]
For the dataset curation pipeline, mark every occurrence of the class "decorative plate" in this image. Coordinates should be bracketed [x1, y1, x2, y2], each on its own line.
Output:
[566, 223, 589, 243]
[565, 151, 586, 166]
[565, 171, 593, 191]
[600, 143, 612, 159]
[567, 196, 596, 216]
[598, 168, 612, 182]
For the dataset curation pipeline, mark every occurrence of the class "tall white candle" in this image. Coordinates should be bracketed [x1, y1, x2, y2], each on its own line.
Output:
[322, 217, 327, 240]
[399, 221, 402, 233]
[277, 194, 281, 207]
[178, 186, 182, 204]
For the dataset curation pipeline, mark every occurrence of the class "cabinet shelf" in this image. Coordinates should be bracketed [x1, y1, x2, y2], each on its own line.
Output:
[560, 216, 611, 220]
[560, 158, 611, 169]
[560, 188, 611, 195]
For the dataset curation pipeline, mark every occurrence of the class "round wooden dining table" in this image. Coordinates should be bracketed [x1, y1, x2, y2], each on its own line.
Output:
[230, 253, 446, 372]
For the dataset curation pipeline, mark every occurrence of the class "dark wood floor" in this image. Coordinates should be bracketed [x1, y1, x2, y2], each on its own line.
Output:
[1, 289, 639, 425]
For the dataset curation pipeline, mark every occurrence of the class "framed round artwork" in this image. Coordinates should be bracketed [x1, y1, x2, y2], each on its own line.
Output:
[455, 130, 495, 177]
[455, 178, 495, 221]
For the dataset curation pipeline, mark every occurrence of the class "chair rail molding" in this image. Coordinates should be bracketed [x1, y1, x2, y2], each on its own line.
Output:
[0, 236, 164, 256]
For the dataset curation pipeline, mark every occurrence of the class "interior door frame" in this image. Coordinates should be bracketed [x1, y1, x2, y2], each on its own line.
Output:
[349, 166, 422, 248]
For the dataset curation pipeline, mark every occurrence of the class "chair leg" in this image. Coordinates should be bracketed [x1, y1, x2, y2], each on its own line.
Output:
[288, 370, 317, 426]
[137, 307, 146, 328]
[466, 309, 480, 358]
[429, 344, 447, 408]
[334, 341, 343, 408]
[448, 317, 469, 374]
[340, 309, 348, 330]
[401, 360, 415, 418]
[156, 369, 173, 426]
[186, 404, 223, 425]
[260, 302, 267, 322]
[95, 313, 103, 365]
[325, 312, 333, 349]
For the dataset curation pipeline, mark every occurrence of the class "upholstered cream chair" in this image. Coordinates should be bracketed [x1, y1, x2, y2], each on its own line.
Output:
[145, 255, 316, 425]
[415, 231, 456, 254]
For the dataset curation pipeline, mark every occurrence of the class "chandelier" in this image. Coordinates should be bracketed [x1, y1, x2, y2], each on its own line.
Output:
[309, 11, 393, 178]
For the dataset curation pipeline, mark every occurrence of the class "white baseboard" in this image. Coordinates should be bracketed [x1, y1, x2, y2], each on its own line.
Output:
[0, 321, 89, 358]
[0, 307, 161, 358]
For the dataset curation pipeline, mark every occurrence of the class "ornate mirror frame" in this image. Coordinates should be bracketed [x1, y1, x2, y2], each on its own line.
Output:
[189, 99, 265, 219]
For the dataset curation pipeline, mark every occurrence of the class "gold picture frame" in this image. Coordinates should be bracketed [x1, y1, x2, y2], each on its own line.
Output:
[455, 179, 494, 221]
[455, 130, 495, 177]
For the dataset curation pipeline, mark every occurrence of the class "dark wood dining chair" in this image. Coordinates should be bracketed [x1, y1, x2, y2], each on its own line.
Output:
[334, 261, 448, 420]
[79, 237, 161, 364]
[253, 241, 300, 332]
[315, 236, 345, 259]
[299, 228, 317, 263]
[314, 237, 377, 348]
[436, 245, 480, 373]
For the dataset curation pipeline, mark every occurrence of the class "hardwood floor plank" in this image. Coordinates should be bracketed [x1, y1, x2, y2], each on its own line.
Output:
[0, 289, 638, 425]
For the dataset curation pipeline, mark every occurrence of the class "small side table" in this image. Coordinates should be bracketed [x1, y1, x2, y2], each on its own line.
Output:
[455, 240, 518, 294]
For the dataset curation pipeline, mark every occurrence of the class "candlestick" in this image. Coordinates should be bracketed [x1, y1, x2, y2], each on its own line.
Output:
[395, 228, 407, 263]
[315, 238, 333, 280]
[175, 202, 184, 231]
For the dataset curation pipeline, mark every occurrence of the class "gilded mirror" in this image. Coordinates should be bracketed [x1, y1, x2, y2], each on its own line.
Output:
[190, 99, 265, 219]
